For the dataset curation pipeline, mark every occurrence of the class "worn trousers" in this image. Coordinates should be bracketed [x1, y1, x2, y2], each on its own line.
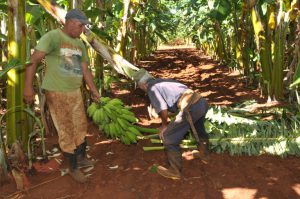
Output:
[45, 88, 88, 154]
[161, 98, 209, 152]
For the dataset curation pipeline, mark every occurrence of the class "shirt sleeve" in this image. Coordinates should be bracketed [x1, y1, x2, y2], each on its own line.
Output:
[35, 30, 56, 54]
[148, 86, 168, 114]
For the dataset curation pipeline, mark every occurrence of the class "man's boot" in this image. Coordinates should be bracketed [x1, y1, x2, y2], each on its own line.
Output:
[63, 152, 87, 183]
[76, 141, 95, 168]
[157, 150, 182, 180]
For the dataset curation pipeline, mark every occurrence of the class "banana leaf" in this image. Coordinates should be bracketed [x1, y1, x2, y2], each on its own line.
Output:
[0, 59, 28, 79]
[290, 60, 300, 88]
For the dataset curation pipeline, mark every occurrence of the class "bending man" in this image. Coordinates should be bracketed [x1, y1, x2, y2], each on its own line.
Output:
[133, 69, 209, 180]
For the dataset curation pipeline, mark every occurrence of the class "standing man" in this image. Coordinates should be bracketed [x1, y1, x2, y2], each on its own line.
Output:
[23, 9, 100, 183]
[133, 69, 209, 180]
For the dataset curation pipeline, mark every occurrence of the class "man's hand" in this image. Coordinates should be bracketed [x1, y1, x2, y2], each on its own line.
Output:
[23, 86, 35, 104]
[158, 125, 167, 140]
[91, 91, 100, 103]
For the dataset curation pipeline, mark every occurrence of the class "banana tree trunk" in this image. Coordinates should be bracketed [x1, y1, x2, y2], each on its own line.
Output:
[289, 19, 300, 92]
[214, 21, 228, 64]
[129, 8, 138, 64]
[7, 0, 29, 147]
[271, 2, 290, 100]
[232, 1, 239, 69]
[115, 0, 130, 58]
[236, 1, 251, 75]
[95, 0, 105, 95]
[36, 0, 139, 78]
[0, 15, 4, 109]
[139, 25, 147, 58]
[251, 5, 272, 99]
[288, 18, 300, 90]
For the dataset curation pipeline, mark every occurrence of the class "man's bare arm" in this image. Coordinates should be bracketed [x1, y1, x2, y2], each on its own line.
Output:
[82, 61, 100, 102]
[23, 50, 46, 104]
[159, 109, 169, 127]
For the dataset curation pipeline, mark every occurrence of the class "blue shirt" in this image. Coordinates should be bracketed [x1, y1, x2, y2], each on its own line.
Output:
[147, 79, 188, 114]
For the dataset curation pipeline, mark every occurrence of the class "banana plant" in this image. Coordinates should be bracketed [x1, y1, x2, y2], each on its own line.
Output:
[271, 0, 299, 100]
[6, 0, 30, 148]
[0, 1, 7, 64]
[115, 0, 130, 57]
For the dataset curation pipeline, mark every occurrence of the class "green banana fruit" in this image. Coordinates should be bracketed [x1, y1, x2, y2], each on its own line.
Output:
[88, 97, 159, 145]
[87, 102, 98, 117]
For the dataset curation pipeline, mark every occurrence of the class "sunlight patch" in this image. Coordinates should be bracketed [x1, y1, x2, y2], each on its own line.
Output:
[94, 140, 114, 145]
[139, 60, 157, 63]
[201, 64, 215, 70]
[133, 167, 142, 171]
[262, 139, 286, 155]
[292, 184, 300, 196]
[222, 188, 257, 199]
[174, 60, 184, 64]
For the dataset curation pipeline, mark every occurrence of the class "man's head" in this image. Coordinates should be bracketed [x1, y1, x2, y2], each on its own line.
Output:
[132, 69, 154, 91]
[64, 9, 90, 38]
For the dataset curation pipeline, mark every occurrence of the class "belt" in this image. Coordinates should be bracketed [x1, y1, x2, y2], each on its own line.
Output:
[177, 89, 205, 152]
[177, 89, 202, 111]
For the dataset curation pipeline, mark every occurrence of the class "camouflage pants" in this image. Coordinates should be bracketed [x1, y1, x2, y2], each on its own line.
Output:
[45, 89, 87, 154]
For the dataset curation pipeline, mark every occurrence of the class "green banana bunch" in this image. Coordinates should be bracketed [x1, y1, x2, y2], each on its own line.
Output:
[87, 97, 157, 145]
[87, 102, 98, 117]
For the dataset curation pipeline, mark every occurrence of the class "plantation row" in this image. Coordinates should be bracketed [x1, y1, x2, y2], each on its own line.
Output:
[0, 0, 299, 171]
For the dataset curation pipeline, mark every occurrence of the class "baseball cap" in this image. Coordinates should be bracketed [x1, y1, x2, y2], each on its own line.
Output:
[65, 9, 90, 25]
[132, 68, 154, 84]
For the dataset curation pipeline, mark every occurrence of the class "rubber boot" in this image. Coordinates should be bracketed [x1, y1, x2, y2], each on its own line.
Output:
[76, 141, 96, 168]
[63, 152, 87, 183]
[157, 150, 182, 180]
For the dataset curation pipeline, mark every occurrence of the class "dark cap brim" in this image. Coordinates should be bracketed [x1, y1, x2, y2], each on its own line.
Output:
[78, 19, 91, 25]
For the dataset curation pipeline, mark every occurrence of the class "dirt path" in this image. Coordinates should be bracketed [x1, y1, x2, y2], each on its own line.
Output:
[2, 48, 300, 199]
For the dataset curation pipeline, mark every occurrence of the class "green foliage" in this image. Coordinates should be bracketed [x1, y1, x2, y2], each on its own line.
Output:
[0, 2, 7, 16]
[90, 26, 113, 41]
[206, 104, 300, 157]
[26, 4, 44, 25]
[0, 59, 29, 79]
[208, 0, 231, 22]
[134, 1, 178, 43]
[290, 60, 300, 89]
[0, 33, 6, 41]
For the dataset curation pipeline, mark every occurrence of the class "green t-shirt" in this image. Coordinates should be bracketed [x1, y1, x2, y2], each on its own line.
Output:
[36, 29, 88, 91]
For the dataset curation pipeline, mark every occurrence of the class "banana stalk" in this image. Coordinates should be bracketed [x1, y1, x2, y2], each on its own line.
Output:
[36, 0, 139, 78]
[289, 16, 300, 89]
[143, 145, 197, 151]
[271, 12, 288, 100]
[7, 0, 30, 148]
[115, 0, 130, 57]
[251, 6, 272, 99]
[236, 0, 253, 75]
[271, 0, 299, 100]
